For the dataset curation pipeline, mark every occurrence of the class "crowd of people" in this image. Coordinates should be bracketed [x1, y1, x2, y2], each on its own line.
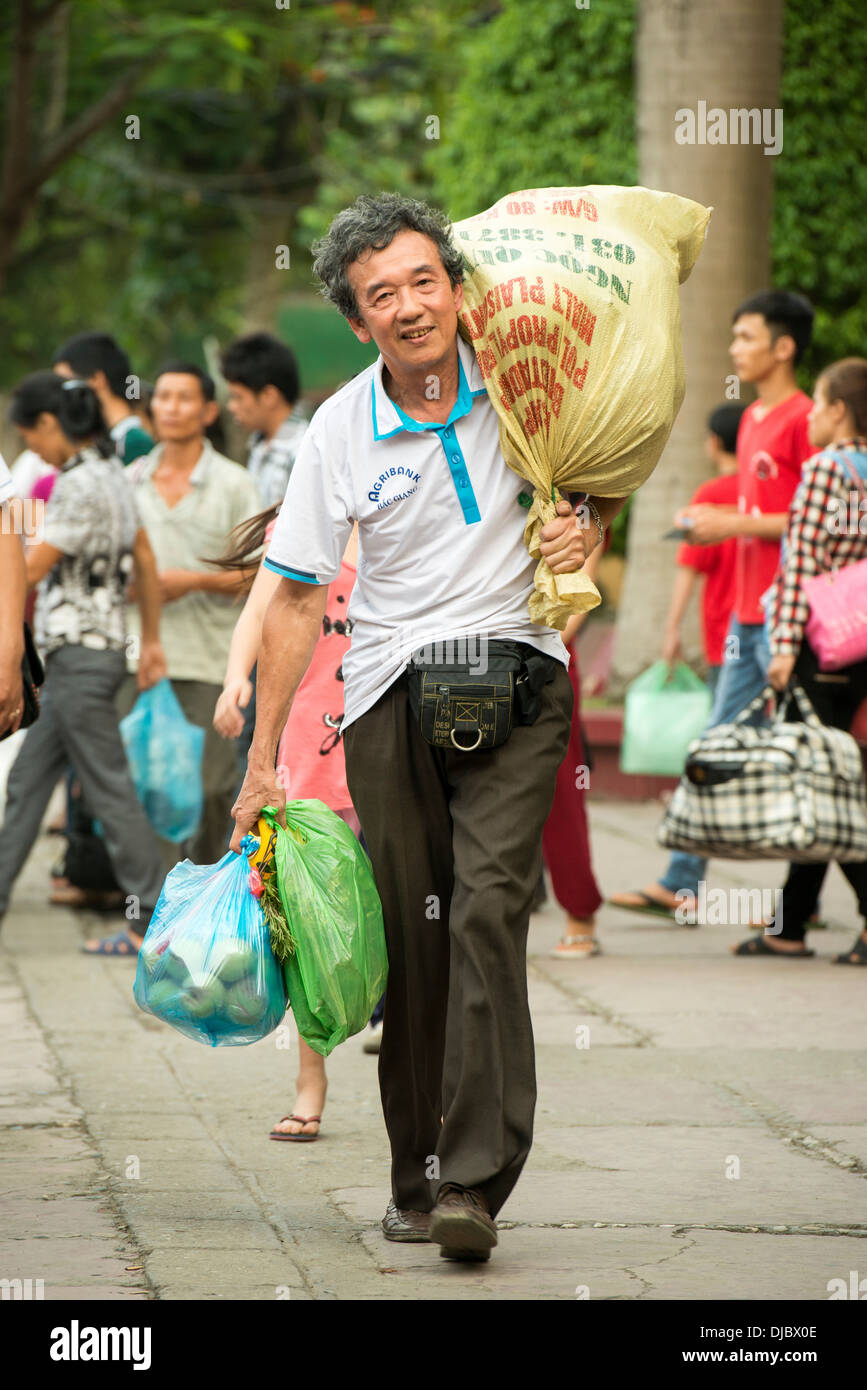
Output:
[0, 192, 866, 1264]
[610, 291, 867, 966]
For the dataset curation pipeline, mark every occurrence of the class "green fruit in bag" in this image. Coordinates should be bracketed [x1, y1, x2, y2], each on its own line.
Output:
[218, 947, 257, 984]
[182, 978, 227, 1018]
[165, 949, 191, 983]
[146, 978, 180, 1015]
[224, 980, 268, 1026]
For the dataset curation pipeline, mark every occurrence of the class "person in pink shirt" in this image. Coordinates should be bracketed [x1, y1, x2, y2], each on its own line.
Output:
[213, 504, 360, 1142]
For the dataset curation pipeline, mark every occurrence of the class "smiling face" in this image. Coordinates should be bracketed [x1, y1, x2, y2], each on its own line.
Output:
[345, 229, 463, 380]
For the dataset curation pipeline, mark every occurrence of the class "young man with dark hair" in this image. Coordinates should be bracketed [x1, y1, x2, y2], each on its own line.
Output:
[120, 362, 261, 870]
[53, 331, 154, 464]
[612, 290, 815, 920]
[220, 332, 306, 506]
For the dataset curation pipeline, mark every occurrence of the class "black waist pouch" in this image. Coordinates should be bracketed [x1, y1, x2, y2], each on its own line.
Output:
[405, 638, 560, 753]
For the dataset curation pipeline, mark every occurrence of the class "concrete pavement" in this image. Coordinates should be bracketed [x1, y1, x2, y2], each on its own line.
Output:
[1, 794, 866, 1301]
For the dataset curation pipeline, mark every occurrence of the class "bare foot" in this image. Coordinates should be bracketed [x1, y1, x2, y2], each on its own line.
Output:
[271, 1078, 328, 1138]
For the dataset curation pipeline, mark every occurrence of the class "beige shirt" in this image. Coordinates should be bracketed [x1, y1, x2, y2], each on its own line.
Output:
[127, 441, 261, 685]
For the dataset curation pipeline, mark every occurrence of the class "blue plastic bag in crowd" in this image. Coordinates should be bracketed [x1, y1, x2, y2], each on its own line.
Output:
[120, 678, 204, 842]
[133, 836, 288, 1047]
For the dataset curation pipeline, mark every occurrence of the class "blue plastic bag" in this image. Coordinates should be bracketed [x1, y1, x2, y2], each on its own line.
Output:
[133, 836, 288, 1047]
[120, 679, 204, 842]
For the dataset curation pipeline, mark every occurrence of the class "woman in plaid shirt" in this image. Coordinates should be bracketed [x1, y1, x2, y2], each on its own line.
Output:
[736, 358, 867, 965]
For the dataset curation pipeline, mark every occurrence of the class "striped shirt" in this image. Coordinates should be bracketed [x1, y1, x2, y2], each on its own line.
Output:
[765, 439, 867, 655]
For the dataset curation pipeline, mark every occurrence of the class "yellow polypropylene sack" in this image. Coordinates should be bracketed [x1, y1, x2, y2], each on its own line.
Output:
[452, 186, 711, 628]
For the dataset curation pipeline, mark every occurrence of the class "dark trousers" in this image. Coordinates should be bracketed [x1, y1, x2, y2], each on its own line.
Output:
[0, 647, 165, 924]
[777, 641, 867, 942]
[342, 663, 573, 1218]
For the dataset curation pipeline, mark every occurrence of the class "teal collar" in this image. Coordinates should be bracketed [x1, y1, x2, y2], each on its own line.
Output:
[371, 335, 487, 441]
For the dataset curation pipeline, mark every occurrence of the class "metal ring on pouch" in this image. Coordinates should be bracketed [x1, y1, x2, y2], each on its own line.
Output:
[450, 727, 482, 751]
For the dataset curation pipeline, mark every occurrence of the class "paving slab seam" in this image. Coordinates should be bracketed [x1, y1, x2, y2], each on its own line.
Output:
[483, 1219, 867, 1237]
[716, 1081, 867, 1178]
[669, 1221, 867, 1238]
[52, 949, 320, 1299]
[527, 959, 656, 1048]
[623, 1236, 698, 1299]
[1, 949, 158, 1299]
[620, 1268, 657, 1299]
[0, 1119, 80, 1130]
[37, 945, 387, 1298]
[154, 1049, 331, 1301]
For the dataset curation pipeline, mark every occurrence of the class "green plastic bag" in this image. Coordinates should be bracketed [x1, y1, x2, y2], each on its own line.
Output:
[620, 661, 712, 776]
[264, 803, 388, 1058]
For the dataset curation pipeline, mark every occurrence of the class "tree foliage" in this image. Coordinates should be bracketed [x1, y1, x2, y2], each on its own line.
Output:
[427, 0, 637, 218]
[425, 0, 867, 376]
[0, 0, 863, 394]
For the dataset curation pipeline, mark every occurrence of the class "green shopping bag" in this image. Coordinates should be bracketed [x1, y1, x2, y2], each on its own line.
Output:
[620, 661, 712, 776]
[261, 803, 388, 1058]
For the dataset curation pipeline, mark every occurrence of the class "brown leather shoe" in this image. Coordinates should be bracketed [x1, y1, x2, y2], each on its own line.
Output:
[381, 1198, 432, 1242]
[429, 1183, 498, 1260]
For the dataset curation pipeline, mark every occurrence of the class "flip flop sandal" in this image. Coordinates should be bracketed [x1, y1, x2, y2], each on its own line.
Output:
[80, 930, 142, 957]
[733, 936, 814, 958]
[269, 1114, 321, 1143]
[832, 935, 867, 966]
[607, 890, 688, 922]
[550, 937, 601, 958]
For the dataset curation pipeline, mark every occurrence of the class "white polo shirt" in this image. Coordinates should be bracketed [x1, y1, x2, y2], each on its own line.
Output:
[264, 333, 568, 732]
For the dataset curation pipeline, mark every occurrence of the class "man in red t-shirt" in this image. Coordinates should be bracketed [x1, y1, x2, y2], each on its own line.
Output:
[661, 403, 745, 690]
[611, 291, 814, 920]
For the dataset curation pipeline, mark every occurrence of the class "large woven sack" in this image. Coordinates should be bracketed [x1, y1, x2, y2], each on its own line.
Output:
[452, 186, 711, 627]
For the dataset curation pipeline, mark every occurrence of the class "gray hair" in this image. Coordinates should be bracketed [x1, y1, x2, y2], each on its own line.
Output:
[311, 192, 466, 321]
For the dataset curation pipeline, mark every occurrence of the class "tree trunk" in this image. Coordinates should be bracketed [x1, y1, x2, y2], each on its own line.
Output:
[238, 209, 297, 335]
[610, 0, 783, 694]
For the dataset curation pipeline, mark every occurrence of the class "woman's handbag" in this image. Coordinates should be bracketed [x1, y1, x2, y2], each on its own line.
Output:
[405, 637, 560, 752]
[804, 455, 867, 671]
[657, 681, 867, 863]
[0, 624, 44, 742]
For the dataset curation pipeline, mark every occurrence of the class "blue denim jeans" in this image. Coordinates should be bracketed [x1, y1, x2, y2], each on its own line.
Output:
[658, 619, 770, 897]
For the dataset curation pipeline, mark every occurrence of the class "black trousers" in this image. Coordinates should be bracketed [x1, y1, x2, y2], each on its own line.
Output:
[342, 663, 572, 1217]
[776, 641, 867, 942]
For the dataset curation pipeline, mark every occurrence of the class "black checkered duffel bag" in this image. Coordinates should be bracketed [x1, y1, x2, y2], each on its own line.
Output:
[657, 682, 867, 863]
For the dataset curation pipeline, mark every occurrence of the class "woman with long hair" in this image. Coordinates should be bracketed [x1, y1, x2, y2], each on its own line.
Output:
[0, 372, 167, 955]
